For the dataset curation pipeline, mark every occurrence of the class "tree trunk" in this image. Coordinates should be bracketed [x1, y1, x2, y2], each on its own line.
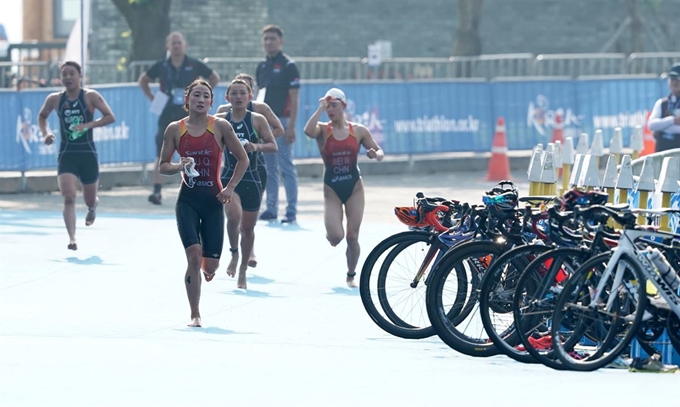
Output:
[452, 0, 484, 56]
[110, 0, 172, 62]
[628, 0, 644, 53]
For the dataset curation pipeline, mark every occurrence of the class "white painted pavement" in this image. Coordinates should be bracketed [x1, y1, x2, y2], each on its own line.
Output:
[1, 185, 679, 406]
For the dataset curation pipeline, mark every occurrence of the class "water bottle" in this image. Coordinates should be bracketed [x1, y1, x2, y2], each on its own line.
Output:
[646, 247, 680, 292]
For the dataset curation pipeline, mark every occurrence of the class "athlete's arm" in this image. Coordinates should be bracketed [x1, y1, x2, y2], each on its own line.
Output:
[356, 124, 384, 161]
[37, 93, 58, 145]
[254, 101, 284, 137]
[217, 118, 249, 191]
[159, 122, 190, 175]
[78, 90, 115, 131]
[303, 98, 328, 139]
[251, 113, 278, 154]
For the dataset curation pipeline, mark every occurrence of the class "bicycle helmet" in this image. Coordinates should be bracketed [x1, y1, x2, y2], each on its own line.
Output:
[557, 188, 609, 211]
[483, 180, 519, 211]
[485, 180, 519, 198]
[394, 206, 428, 228]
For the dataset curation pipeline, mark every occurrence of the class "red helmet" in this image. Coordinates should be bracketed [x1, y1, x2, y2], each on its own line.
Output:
[394, 206, 429, 228]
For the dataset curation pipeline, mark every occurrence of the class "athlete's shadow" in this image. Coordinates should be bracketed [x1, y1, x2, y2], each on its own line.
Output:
[225, 288, 282, 298]
[59, 255, 105, 265]
[259, 221, 310, 232]
[327, 287, 360, 296]
[176, 327, 253, 335]
[248, 274, 275, 285]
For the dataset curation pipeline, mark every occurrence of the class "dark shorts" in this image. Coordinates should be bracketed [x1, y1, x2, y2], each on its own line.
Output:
[175, 199, 225, 258]
[58, 151, 99, 185]
[224, 180, 263, 212]
[258, 164, 267, 192]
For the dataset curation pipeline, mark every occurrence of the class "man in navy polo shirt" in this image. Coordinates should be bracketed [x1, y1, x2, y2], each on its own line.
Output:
[649, 63, 680, 152]
[256, 24, 300, 223]
[138, 31, 220, 205]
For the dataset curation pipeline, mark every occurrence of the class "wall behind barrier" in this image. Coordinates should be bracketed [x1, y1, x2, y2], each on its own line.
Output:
[0, 78, 668, 172]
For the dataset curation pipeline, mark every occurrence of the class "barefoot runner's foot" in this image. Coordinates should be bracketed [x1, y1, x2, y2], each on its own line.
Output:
[346, 272, 358, 288]
[226, 248, 238, 277]
[237, 271, 247, 289]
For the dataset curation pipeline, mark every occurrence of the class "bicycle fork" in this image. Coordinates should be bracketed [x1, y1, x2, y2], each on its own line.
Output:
[410, 238, 447, 288]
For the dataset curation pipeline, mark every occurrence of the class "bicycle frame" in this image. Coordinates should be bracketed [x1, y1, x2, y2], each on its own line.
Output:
[592, 229, 680, 318]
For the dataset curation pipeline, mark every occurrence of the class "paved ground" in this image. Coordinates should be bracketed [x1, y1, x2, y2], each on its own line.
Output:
[0, 171, 521, 223]
[2, 171, 677, 407]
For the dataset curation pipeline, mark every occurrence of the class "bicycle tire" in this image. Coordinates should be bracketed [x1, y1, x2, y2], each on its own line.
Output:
[667, 313, 680, 354]
[512, 247, 590, 370]
[375, 234, 466, 334]
[426, 240, 505, 357]
[551, 253, 647, 371]
[359, 231, 449, 339]
[478, 243, 554, 364]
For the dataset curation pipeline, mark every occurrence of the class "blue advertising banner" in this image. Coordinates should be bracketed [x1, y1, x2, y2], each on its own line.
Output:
[298, 81, 492, 155]
[492, 79, 578, 150]
[0, 78, 670, 172]
[575, 78, 662, 147]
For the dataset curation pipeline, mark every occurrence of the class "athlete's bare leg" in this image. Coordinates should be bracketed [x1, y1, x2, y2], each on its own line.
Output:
[185, 245, 203, 327]
[323, 185, 345, 248]
[238, 211, 259, 289]
[202, 256, 218, 282]
[58, 173, 79, 250]
[343, 183, 365, 288]
[82, 181, 99, 226]
[225, 194, 243, 278]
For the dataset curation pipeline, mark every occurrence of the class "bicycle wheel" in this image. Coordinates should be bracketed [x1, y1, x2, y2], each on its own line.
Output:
[359, 231, 451, 339]
[551, 253, 647, 371]
[512, 247, 589, 370]
[668, 313, 680, 354]
[375, 234, 467, 335]
[478, 243, 554, 364]
[426, 240, 505, 357]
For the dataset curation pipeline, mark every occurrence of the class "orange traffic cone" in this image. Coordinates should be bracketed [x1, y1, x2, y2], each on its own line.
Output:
[486, 117, 512, 181]
[551, 112, 564, 144]
[640, 110, 656, 156]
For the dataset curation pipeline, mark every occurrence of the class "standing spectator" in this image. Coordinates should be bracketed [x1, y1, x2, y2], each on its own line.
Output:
[648, 63, 680, 152]
[256, 24, 300, 223]
[138, 31, 220, 205]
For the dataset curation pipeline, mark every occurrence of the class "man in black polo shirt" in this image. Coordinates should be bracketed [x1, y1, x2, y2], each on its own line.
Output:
[256, 24, 300, 223]
[138, 31, 220, 205]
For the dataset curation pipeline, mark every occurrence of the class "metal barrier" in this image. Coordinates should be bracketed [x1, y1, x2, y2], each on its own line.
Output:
[0, 61, 54, 89]
[627, 52, 680, 76]
[534, 53, 628, 77]
[9, 52, 680, 86]
[87, 60, 129, 85]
